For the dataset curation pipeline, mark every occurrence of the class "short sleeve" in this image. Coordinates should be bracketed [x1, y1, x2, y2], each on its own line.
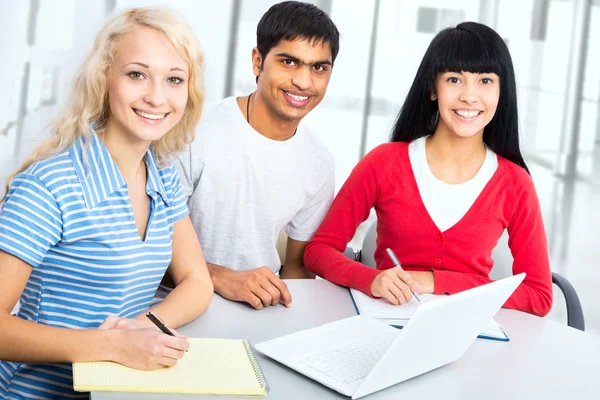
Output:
[167, 165, 190, 223]
[0, 173, 63, 267]
[174, 144, 203, 201]
[285, 168, 335, 242]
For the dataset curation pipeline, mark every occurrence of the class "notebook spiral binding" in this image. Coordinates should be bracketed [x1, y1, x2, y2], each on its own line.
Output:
[242, 339, 270, 393]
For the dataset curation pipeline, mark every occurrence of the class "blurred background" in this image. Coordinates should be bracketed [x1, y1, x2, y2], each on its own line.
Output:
[0, 0, 598, 335]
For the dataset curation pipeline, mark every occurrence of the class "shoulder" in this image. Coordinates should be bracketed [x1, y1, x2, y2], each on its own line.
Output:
[498, 157, 536, 195]
[199, 97, 232, 120]
[298, 127, 335, 171]
[362, 142, 408, 166]
[190, 97, 240, 147]
[157, 161, 181, 186]
[197, 97, 238, 130]
[25, 151, 76, 189]
[5, 151, 74, 206]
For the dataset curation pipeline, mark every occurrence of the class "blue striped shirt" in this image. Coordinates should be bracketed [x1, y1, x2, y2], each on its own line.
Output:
[0, 131, 189, 399]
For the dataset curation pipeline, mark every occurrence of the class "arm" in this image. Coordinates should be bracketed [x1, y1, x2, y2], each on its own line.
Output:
[304, 146, 419, 304]
[304, 148, 383, 292]
[138, 216, 213, 328]
[159, 143, 201, 289]
[0, 250, 188, 369]
[0, 173, 188, 369]
[280, 237, 315, 279]
[431, 177, 553, 317]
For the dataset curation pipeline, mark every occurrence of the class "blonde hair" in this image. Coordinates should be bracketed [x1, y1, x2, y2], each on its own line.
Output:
[3, 7, 204, 199]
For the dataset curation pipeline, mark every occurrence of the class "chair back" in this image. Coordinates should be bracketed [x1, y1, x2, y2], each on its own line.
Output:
[361, 220, 378, 268]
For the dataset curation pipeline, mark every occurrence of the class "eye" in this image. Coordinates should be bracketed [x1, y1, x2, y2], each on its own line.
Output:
[313, 64, 328, 72]
[282, 59, 296, 66]
[127, 71, 144, 80]
[167, 77, 184, 84]
[447, 77, 461, 84]
[480, 77, 494, 84]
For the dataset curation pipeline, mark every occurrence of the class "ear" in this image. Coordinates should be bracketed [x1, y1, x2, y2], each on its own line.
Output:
[251, 47, 263, 79]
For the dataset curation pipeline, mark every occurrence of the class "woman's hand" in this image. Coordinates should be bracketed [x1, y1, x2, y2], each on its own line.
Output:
[370, 267, 420, 305]
[109, 327, 190, 370]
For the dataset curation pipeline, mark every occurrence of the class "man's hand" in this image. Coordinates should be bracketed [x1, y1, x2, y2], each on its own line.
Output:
[213, 266, 292, 310]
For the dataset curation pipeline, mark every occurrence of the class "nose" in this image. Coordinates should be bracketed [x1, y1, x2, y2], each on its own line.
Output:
[291, 65, 312, 91]
[459, 82, 480, 104]
[143, 80, 166, 107]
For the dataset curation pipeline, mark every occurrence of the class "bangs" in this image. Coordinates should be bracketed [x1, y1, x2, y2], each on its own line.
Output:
[431, 28, 504, 76]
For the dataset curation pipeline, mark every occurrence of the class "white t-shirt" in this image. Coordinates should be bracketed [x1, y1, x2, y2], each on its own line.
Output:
[176, 97, 335, 273]
[408, 136, 498, 232]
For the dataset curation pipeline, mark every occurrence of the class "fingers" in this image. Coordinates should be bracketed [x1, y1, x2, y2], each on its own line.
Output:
[253, 284, 275, 308]
[387, 282, 408, 305]
[241, 267, 291, 309]
[159, 334, 190, 353]
[263, 270, 292, 307]
[372, 270, 415, 305]
[171, 328, 188, 340]
[397, 269, 421, 295]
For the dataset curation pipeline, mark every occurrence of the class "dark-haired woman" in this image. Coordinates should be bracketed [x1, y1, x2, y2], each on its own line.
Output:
[304, 22, 552, 317]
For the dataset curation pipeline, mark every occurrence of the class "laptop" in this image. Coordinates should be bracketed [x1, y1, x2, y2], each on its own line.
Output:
[255, 273, 525, 399]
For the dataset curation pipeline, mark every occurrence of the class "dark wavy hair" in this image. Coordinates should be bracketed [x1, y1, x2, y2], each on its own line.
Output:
[390, 22, 529, 174]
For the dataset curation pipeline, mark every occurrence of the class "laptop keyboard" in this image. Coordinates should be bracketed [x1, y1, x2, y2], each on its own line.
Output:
[297, 330, 399, 384]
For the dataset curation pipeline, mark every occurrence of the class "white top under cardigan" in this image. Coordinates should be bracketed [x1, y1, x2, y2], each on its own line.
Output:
[408, 136, 498, 232]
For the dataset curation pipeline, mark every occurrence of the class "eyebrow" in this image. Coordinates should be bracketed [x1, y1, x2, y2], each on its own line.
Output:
[123, 62, 188, 75]
[274, 53, 332, 66]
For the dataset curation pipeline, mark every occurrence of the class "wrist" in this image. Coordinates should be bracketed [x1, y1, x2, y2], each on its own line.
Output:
[101, 329, 122, 363]
[209, 263, 232, 292]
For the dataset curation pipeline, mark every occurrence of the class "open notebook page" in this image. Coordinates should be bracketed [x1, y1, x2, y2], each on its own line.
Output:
[73, 338, 268, 396]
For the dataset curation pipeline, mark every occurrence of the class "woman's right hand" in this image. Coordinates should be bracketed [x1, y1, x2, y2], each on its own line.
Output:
[370, 267, 420, 305]
[110, 327, 190, 370]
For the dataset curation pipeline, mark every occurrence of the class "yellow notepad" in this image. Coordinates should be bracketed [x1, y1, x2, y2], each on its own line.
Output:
[72, 338, 269, 396]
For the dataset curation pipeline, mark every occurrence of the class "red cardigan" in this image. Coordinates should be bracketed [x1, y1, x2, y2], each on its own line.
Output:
[304, 142, 553, 317]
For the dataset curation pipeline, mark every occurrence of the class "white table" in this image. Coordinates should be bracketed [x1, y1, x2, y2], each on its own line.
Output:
[93, 279, 600, 399]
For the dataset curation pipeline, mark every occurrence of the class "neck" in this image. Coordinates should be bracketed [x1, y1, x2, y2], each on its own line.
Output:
[427, 125, 486, 167]
[238, 93, 299, 141]
[99, 121, 149, 183]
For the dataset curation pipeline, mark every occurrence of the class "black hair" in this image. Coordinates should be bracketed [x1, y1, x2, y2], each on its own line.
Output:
[390, 21, 529, 174]
[256, 1, 340, 66]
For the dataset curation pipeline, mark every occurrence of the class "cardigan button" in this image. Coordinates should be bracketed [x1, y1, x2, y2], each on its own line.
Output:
[434, 258, 441, 265]
[437, 234, 444, 241]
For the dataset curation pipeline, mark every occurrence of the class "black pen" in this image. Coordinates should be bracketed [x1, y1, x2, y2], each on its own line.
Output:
[146, 311, 175, 336]
[385, 248, 422, 303]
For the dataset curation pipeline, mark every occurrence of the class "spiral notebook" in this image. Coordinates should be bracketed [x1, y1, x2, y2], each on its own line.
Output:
[349, 289, 509, 341]
[73, 338, 269, 396]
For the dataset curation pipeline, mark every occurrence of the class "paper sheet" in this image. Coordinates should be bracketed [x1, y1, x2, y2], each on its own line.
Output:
[73, 338, 267, 396]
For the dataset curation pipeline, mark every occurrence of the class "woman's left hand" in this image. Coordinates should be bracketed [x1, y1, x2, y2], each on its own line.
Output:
[408, 271, 435, 294]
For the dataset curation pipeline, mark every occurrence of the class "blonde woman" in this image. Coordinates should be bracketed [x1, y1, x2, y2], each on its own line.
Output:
[0, 7, 213, 398]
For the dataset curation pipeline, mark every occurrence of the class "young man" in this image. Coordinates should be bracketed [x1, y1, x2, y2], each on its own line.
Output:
[175, 1, 339, 309]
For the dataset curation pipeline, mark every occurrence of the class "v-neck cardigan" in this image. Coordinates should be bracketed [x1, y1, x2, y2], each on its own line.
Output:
[304, 141, 553, 317]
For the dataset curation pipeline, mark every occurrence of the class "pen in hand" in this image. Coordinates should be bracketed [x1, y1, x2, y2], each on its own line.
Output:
[146, 311, 176, 336]
[385, 248, 422, 303]
[146, 311, 189, 353]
